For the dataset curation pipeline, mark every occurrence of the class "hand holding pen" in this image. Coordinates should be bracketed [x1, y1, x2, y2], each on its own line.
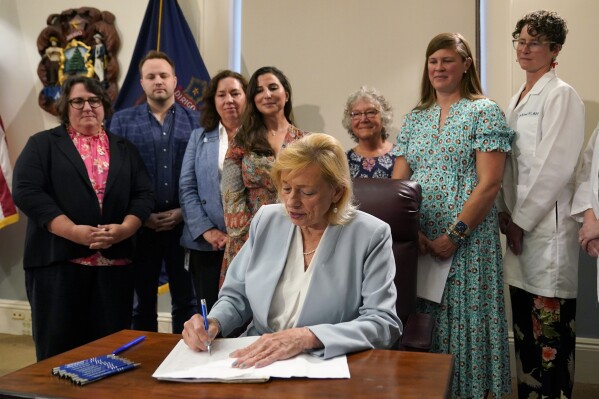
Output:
[181, 307, 219, 353]
[200, 299, 211, 355]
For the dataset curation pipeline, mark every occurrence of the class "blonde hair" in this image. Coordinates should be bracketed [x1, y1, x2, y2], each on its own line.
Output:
[271, 133, 356, 225]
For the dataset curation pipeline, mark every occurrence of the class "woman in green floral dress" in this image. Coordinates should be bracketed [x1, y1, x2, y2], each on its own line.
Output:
[392, 33, 514, 398]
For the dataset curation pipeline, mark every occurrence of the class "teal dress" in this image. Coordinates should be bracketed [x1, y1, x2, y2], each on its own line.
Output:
[396, 98, 513, 398]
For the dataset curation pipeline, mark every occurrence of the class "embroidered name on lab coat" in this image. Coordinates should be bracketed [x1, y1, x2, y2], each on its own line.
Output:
[518, 111, 539, 117]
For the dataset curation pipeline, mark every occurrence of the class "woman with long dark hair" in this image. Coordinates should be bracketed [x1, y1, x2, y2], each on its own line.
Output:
[220, 66, 307, 283]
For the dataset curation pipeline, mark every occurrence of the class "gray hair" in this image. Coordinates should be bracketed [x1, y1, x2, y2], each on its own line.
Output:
[342, 86, 393, 142]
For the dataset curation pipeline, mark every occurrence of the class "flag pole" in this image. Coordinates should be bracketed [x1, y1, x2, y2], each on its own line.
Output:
[229, 0, 242, 72]
[157, 0, 164, 51]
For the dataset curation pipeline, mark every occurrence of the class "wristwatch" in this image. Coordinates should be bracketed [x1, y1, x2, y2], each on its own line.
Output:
[453, 221, 471, 236]
[446, 228, 465, 246]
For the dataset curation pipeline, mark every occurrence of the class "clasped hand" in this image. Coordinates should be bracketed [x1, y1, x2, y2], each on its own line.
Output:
[579, 219, 599, 257]
[202, 228, 228, 250]
[498, 212, 523, 255]
[145, 209, 183, 232]
[71, 224, 131, 249]
[418, 231, 457, 259]
[182, 314, 321, 369]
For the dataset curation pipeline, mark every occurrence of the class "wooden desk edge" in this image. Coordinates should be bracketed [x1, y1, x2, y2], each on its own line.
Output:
[0, 330, 454, 399]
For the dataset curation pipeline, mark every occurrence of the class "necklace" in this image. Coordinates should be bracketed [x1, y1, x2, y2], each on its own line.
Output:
[270, 125, 289, 136]
[356, 142, 388, 158]
[303, 248, 317, 256]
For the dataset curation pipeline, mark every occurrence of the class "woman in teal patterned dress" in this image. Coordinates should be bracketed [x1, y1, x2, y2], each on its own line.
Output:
[392, 33, 514, 398]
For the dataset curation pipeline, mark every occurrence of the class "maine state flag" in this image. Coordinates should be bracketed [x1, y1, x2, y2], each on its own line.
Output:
[114, 0, 210, 111]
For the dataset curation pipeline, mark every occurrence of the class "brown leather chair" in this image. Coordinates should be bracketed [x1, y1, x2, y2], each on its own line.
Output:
[352, 178, 433, 351]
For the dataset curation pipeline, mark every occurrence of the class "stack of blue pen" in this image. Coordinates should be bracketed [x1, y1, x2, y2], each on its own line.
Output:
[51, 335, 145, 386]
[52, 354, 138, 385]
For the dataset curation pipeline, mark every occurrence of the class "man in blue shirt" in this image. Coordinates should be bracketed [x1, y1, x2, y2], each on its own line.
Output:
[110, 51, 199, 333]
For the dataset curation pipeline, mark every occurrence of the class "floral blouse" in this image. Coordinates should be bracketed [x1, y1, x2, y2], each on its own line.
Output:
[220, 125, 307, 281]
[346, 144, 400, 179]
[68, 127, 129, 266]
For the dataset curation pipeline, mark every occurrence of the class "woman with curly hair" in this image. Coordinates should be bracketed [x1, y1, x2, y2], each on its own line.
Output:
[342, 86, 397, 178]
[497, 10, 584, 398]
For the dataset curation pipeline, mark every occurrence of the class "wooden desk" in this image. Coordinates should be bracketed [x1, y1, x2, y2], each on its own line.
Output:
[0, 330, 453, 399]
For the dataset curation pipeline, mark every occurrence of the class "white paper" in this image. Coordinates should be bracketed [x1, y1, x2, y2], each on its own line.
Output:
[152, 337, 350, 382]
[417, 254, 453, 303]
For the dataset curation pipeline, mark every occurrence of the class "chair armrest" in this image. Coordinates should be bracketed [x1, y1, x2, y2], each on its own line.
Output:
[399, 312, 434, 352]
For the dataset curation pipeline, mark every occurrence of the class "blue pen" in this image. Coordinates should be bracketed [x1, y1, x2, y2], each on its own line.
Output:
[112, 335, 146, 355]
[200, 299, 211, 355]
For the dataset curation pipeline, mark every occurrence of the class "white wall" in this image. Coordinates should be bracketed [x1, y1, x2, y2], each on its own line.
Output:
[242, 0, 476, 149]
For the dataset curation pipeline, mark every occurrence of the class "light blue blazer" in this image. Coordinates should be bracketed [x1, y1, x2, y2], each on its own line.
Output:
[209, 204, 402, 359]
[179, 127, 226, 251]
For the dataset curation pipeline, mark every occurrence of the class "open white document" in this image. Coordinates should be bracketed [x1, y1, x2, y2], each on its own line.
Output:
[152, 336, 350, 382]
[417, 254, 453, 303]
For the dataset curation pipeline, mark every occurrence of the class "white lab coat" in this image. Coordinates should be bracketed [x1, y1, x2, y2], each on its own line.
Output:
[497, 70, 585, 299]
[571, 123, 599, 301]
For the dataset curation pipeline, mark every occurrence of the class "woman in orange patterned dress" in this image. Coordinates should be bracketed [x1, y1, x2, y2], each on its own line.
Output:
[220, 66, 307, 284]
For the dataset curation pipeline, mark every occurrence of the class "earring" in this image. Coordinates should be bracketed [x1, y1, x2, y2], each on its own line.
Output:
[333, 206, 338, 214]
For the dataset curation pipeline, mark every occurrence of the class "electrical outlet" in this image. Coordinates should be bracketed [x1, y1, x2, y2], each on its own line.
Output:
[11, 311, 25, 320]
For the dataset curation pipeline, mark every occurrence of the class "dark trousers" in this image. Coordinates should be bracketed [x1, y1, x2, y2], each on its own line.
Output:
[510, 286, 576, 399]
[26, 262, 134, 361]
[132, 227, 197, 333]
[188, 249, 223, 312]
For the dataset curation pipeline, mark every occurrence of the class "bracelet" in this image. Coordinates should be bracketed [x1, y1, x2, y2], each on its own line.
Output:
[450, 220, 471, 237]
[446, 228, 465, 246]
[446, 220, 470, 247]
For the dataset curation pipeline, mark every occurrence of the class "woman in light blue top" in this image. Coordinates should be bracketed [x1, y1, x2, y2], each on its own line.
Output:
[182, 134, 400, 366]
[179, 70, 248, 311]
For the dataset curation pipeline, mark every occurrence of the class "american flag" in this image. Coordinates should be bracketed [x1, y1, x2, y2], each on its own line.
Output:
[0, 115, 18, 229]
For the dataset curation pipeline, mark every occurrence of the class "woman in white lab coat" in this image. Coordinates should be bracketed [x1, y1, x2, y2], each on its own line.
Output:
[497, 10, 584, 399]
[572, 123, 599, 298]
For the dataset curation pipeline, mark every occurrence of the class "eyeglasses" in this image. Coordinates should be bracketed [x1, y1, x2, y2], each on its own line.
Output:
[512, 39, 556, 51]
[68, 97, 103, 109]
[349, 110, 379, 120]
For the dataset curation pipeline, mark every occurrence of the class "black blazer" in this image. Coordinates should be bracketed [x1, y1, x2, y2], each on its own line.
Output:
[12, 125, 154, 268]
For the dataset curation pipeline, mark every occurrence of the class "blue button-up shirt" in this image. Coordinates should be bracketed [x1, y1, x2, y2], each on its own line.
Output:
[149, 104, 177, 211]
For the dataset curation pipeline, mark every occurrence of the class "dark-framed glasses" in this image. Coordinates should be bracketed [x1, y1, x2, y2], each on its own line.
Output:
[350, 109, 379, 120]
[68, 97, 103, 109]
[512, 39, 556, 51]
